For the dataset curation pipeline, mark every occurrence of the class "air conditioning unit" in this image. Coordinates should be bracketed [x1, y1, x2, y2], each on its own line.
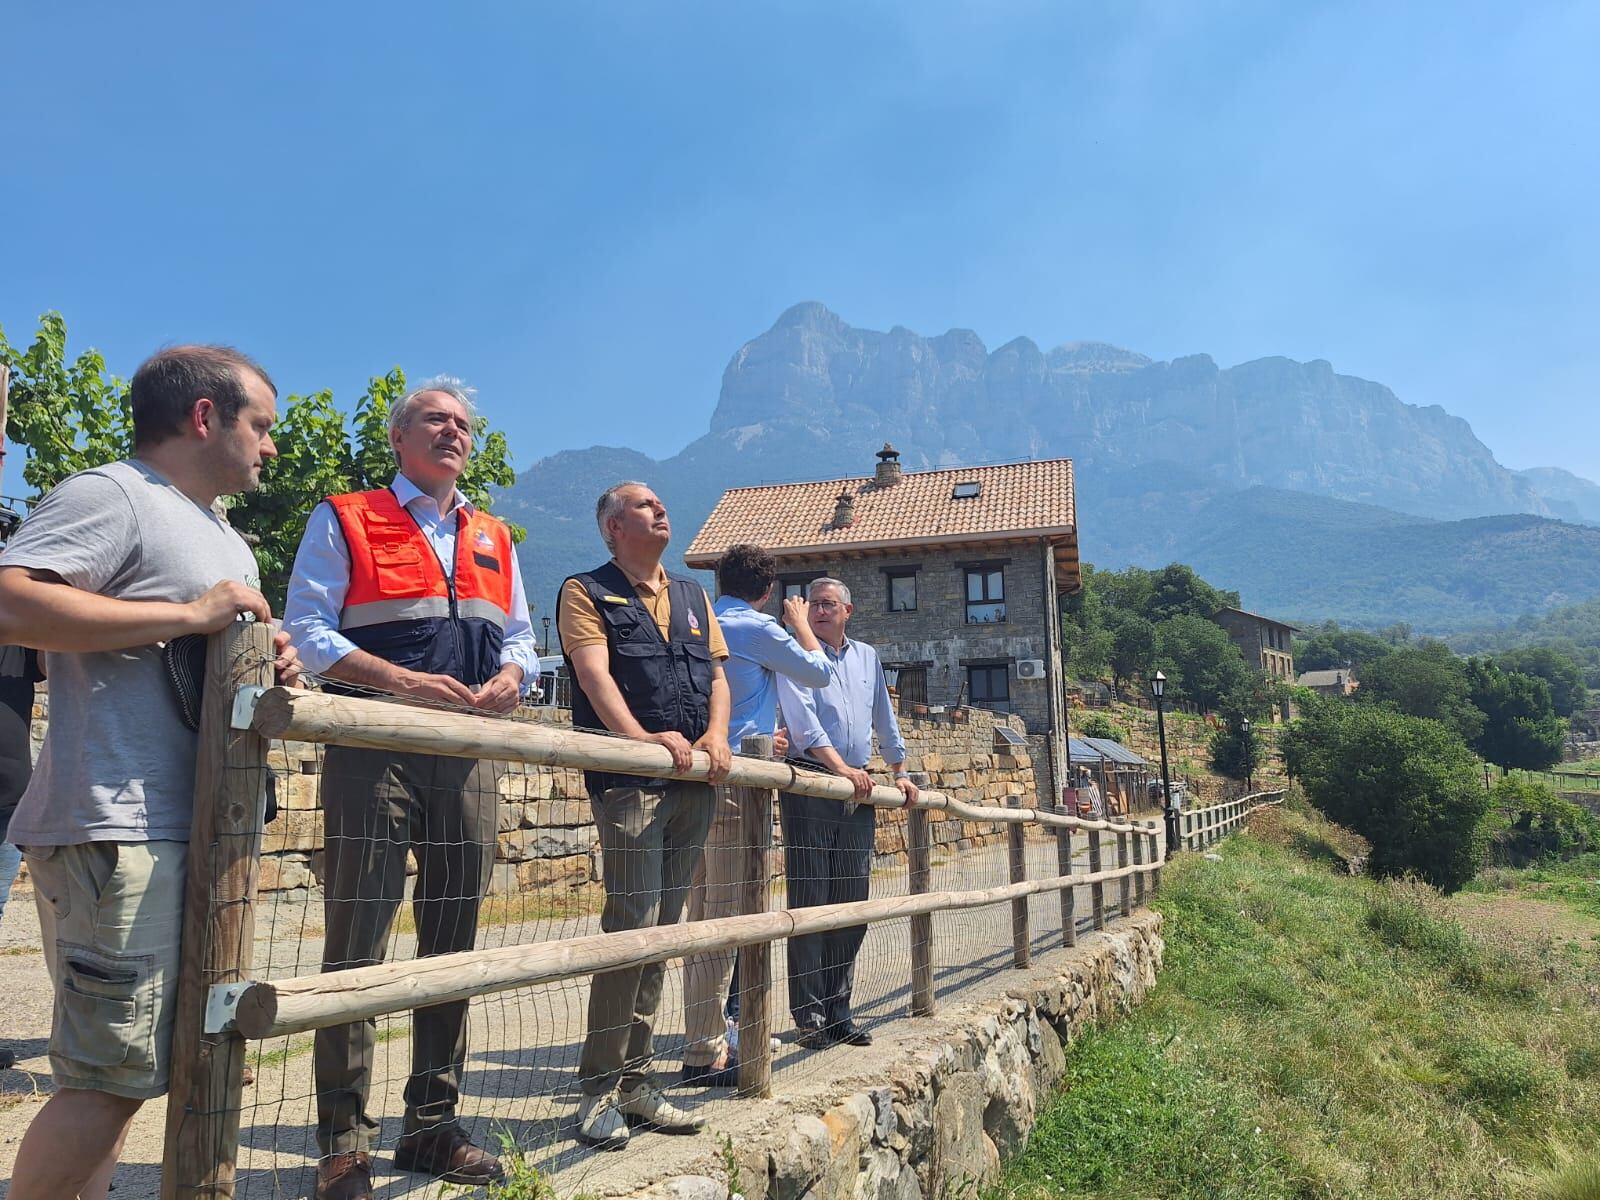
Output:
[1015, 659, 1046, 680]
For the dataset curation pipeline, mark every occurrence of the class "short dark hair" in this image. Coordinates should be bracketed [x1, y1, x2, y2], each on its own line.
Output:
[130, 345, 275, 449]
[718, 543, 778, 602]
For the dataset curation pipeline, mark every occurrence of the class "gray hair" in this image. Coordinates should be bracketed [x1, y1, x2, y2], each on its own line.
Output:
[389, 375, 479, 441]
[808, 577, 851, 605]
[596, 480, 650, 551]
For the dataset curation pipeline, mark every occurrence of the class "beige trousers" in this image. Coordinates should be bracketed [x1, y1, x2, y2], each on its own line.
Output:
[681, 785, 746, 1066]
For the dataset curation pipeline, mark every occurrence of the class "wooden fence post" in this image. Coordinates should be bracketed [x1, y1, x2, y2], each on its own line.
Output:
[162, 620, 274, 1200]
[907, 772, 935, 1016]
[1116, 826, 1132, 917]
[1007, 796, 1029, 968]
[1131, 820, 1146, 908]
[1055, 807, 1076, 948]
[1148, 820, 1162, 892]
[736, 735, 775, 1099]
[1088, 826, 1105, 931]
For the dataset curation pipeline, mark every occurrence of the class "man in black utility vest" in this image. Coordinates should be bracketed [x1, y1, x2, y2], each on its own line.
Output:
[558, 480, 732, 1147]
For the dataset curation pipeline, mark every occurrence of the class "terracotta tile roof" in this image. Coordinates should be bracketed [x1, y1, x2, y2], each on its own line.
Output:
[684, 458, 1077, 566]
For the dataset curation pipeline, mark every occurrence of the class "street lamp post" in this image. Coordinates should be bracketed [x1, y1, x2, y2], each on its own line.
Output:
[541, 616, 552, 657]
[1241, 716, 1253, 795]
[1152, 671, 1176, 859]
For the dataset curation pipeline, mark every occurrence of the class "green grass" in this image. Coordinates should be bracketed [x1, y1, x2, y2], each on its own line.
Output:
[992, 801, 1600, 1200]
[1468, 852, 1600, 921]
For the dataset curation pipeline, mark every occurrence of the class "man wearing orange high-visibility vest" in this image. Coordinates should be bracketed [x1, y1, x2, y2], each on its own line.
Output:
[283, 377, 537, 1200]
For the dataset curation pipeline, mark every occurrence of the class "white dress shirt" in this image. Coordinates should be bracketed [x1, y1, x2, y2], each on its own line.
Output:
[283, 474, 539, 691]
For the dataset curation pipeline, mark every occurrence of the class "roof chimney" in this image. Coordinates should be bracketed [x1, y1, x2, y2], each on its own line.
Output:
[875, 442, 903, 487]
[832, 488, 856, 528]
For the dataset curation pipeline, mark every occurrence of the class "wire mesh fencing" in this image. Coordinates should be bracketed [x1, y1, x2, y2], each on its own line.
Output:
[160, 624, 1164, 1199]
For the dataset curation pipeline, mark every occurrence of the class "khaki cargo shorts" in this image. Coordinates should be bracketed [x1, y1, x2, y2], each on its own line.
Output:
[25, 840, 187, 1100]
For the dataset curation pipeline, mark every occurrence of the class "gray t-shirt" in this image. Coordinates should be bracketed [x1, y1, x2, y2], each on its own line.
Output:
[0, 460, 260, 845]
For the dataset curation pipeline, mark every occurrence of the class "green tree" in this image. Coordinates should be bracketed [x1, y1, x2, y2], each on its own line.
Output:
[1154, 613, 1253, 713]
[0, 312, 133, 493]
[1481, 776, 1600, 866]
[1356, 641, 1485, 743]
[1208, 721, 1262, 782]
[1144, 563, 1239, 624]
[1465, 659, 1567, 772]
[1060, 564, 1114, 680]
[1105, 608, 1157, 700]
[1, 314, 523, 609]
[1292, 620, 1396, 673]
[1281, 699, 1488, 891]
[1495, 645, 1588, 717]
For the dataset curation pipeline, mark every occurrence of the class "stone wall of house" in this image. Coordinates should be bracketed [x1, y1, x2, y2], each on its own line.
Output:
[750, 542, 1065, 807]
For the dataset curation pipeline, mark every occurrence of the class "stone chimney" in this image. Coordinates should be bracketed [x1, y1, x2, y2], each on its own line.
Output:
[832, 488, 856, 528]
[875, 442, 903, 487]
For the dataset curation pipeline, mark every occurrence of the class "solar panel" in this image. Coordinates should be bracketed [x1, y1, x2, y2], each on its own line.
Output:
[993, 726, 1027, 748]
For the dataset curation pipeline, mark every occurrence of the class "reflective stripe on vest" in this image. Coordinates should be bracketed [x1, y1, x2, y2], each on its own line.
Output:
[326, 487, 515, 627]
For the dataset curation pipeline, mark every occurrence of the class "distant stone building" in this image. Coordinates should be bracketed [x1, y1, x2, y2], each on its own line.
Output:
[685, 445, 1080, 802]
[1296, 668, 1358, 697]
[1211, 606, 1296, 681]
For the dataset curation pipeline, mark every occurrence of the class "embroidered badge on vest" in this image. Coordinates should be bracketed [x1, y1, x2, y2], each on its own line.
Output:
[687, 607, 702, 636]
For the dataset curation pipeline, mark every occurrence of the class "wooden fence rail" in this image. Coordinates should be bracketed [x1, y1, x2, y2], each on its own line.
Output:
[1178, 790, 1287, 851]
[165, 638, 1167, 1196]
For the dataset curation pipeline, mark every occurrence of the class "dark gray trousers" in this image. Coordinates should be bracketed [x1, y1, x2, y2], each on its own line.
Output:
[313, 745, 499, 1155]
[779, 791, 875, 1031]
[578, 782, 714, 1096]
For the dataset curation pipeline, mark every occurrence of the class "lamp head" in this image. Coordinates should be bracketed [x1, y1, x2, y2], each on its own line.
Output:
[1151, 670, 1166, 699]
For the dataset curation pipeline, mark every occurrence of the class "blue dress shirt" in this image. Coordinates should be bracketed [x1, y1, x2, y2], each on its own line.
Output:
[776, 636, 908, 769]
[283, 474, 539, 691]
[713, 596, 831, 750]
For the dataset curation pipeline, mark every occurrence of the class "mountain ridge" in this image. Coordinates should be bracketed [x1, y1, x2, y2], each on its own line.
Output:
[498, 302, 1599, 636]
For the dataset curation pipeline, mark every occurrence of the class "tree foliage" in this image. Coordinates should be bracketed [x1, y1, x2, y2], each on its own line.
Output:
[1292, 620, 1401, 673]
[1494, 645, 1589, 718]
[1465, 658, 1566, 772]
[1207, 721, 1262, 782]
[0, 313, 523, 609]
[1355, 641, 1485, 744]
[1281, 698, 1488, 892]
[1060, 564, 1114, 681]
[1155, 614, 1255, 713]
[1481, 776, 1600, 867]
[1105, 608, 1157, 700]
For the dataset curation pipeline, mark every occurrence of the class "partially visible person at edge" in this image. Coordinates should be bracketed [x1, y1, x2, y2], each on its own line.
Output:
[775, 577, 917, 1050]
[282, 377, 537, 1200]
[0, 346, 300, 1200]
[679, 543, 830, 1088]
[558, 481, 732, 1147]
[0, 484, 44, 1072]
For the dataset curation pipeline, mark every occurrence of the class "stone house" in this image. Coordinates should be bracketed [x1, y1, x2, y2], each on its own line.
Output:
[1296, 667, 1358, 697]
[684, 445, 1080, 803]
[1211, 605, 1296, 682]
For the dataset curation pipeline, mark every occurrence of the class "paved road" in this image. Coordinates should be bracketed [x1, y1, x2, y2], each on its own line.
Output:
[0, 820, 1166, 1199]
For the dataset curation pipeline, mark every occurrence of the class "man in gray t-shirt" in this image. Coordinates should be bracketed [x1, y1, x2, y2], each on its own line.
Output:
[0, 345, 299, 1200]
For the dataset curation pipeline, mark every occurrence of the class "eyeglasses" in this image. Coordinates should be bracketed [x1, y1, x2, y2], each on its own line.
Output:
[811, 600, 843, 612]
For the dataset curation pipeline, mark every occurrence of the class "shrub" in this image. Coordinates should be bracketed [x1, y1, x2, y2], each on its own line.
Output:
[1076, 712, 1125, 743]
[1208, 723, 1262, 781]
[1484, 777, 1600, 866]
[1281, 702, 1488, 891]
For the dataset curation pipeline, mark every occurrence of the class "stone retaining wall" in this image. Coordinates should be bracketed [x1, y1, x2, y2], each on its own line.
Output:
[631, 911, 1165, 1200]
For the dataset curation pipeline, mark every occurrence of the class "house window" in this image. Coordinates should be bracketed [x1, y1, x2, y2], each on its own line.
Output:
[967, 663, 1010, 709]
[780, 578, 811, 604]
[887, 570, 918, 612]
[965, 567, 1006, 624]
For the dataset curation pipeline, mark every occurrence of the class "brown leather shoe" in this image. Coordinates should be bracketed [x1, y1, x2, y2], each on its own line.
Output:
[315, 1151, 373, 1200]
[392, 1126, 504, 1184]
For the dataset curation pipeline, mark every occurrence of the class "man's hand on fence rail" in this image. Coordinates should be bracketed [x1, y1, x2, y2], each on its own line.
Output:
[694, 729, 732, 782]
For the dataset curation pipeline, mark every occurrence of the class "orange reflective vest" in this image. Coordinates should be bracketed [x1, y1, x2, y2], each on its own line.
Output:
[327, 487, 515, 687]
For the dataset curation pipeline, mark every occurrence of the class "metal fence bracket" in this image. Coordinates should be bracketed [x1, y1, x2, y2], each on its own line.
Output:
[230, 685, 266, 731]
[204, 983, 249, 1034]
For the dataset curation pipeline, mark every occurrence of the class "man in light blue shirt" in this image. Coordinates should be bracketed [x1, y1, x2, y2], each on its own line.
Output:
[775, 577, 917, 1049]
[681, 544, 830, 1087]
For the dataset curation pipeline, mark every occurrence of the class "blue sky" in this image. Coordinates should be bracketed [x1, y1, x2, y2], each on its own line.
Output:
[4, 2, 1598, 480]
